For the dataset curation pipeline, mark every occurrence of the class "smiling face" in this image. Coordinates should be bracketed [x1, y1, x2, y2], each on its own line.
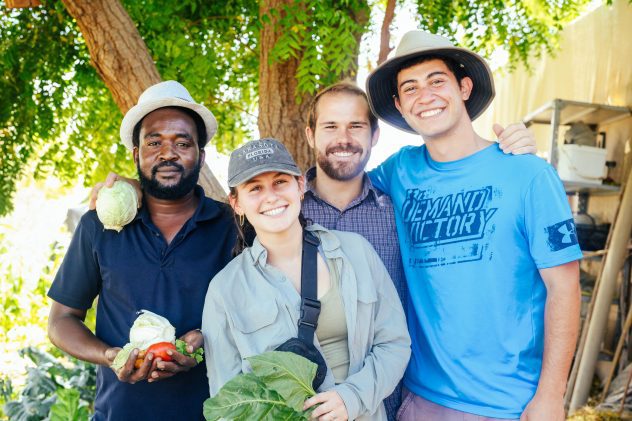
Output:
[134, 107, 204, 200]
[394, 58, 473, 141]
[230, 172, 305, 236]
[305, 92, 378, 182]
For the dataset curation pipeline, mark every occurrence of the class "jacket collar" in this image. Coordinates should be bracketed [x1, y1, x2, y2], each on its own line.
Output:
[247, 223, 344, 267]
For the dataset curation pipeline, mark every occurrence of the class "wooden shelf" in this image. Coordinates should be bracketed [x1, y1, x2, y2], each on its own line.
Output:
[524, 99, 631, 128]
[523, 99, 631, 169]
[564, 181, 621, 195]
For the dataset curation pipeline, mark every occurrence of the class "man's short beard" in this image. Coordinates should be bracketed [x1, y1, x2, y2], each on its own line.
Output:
[316, 146, 369, 181]
[137, 160, 202, 200]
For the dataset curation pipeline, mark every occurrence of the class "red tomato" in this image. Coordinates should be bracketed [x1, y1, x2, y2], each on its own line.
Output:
[147, 342, 176, 361]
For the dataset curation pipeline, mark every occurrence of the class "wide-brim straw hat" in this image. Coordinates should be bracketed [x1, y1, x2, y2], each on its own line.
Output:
[366, 30, 495, 134]
[120, 80, 218, 150]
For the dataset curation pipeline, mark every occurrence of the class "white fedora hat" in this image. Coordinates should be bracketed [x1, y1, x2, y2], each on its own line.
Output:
[119, 80, 218, 150]
[366, 30, 495, 134]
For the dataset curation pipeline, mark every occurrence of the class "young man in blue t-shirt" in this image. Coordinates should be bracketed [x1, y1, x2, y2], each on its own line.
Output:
[365, 30, 582, 420]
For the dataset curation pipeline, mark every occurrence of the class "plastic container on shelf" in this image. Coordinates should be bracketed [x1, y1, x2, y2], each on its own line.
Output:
[557, 144, 607, 185]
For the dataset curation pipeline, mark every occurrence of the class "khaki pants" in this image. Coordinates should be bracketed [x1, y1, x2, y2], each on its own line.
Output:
[396, 388, 519, 421]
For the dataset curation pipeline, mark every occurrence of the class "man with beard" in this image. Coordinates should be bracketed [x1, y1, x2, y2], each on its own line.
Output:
[301, 81, 537, 420]
[47, 81, 235, 421]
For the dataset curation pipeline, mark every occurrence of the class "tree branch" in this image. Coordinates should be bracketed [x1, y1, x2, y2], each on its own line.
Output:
[377, 0, 396, 65]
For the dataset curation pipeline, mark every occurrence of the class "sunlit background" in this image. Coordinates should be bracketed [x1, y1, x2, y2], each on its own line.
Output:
[0, 0, 605, 395]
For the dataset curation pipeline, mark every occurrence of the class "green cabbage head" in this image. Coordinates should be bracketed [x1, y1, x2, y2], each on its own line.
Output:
[96, 181, 138, 232]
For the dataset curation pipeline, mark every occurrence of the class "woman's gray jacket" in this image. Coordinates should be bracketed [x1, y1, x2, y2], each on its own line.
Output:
[201, 224, 411, 420]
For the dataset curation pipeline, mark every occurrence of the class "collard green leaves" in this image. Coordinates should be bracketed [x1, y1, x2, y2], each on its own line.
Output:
[203, 373, 306, 421]
[248, 351, 316, 413]
[203, 351, 317, 421]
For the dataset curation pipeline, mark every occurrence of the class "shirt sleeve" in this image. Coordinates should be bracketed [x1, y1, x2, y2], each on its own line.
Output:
[368, 150, 401, 195]
[47, 211, 102, 310]
[333, 237, 411, 419]
[524, 165, 583, 269]
[201, 281, 243, 397]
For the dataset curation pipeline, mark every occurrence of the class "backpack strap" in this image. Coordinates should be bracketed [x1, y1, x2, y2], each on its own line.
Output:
[297, 230, 321, 344]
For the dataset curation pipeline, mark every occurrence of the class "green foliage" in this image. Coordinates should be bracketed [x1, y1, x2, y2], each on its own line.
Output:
[48, 389, 89, 421]
[203, 351, 317, 420]
[0, 0, 261, 216]
[0, 229, 97, 420]
[412, 0, 593, 69]
[265, 0, 370, 100]
[2, 347, 95, 421]
[0, 0, 597, 215]
[0, 0, 132, 216]
[0, 235, 80, 348]
[124, 0, 260, 153]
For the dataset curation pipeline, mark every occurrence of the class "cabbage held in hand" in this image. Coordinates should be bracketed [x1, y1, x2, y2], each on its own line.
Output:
[96, 181, 138, 232]
[129, 310, 176, 349]
[111, 310, 176, 371]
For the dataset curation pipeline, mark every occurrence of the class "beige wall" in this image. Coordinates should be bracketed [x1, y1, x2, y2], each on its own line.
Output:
[474, 0, 632, 224]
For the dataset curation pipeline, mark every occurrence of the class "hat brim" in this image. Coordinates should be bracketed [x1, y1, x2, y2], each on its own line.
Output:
[366, 47, 495, 134]
[227, 164, 302, 188]
[119, 97, 218, 150]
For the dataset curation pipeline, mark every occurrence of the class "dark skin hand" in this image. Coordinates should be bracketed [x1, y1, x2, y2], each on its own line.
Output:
[146, 330, 203, 383]
[48, 301, 203, 384]
[89, 172, 142, 211]
[105, 344, 156, 384]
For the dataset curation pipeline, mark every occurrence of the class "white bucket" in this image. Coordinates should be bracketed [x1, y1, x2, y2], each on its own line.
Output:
[557, 144, 607, 185]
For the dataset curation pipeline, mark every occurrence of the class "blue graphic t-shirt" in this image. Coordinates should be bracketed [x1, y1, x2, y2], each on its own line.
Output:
[369, 144, 582, 418]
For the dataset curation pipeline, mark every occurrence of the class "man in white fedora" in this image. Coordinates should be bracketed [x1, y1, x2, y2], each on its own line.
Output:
[47, 81, 235, 420]
[366, 31, 582, 420]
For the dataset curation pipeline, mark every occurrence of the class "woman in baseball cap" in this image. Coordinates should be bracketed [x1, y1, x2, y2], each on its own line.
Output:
[201, 138, 410, 421]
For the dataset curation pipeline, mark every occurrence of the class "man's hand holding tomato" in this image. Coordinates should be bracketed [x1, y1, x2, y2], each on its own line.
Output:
[106, 329, 203, 384]
[149, 330, 203, 382]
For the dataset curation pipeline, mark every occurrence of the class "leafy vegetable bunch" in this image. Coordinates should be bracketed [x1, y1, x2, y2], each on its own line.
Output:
[111, 310, 203, 371]
[203, 351, 319, 421]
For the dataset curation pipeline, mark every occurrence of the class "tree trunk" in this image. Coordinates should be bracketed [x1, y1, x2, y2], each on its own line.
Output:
[60, 0, 226, 200]
[60, 0, 160, 113]
[378, 0, 396, 65]
[5, 0, 41, 8]
[258, 0, 314, 171]
[258, 1, 368, 171]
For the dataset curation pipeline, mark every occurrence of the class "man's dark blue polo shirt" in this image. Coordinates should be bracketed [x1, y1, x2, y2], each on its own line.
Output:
[48, 186, 235, 421]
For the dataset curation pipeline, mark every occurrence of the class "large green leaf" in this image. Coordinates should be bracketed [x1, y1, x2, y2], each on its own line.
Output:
[48, 388, 89, 421]
[247, 351, 316, 413]
[203, 373, 306, 421]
